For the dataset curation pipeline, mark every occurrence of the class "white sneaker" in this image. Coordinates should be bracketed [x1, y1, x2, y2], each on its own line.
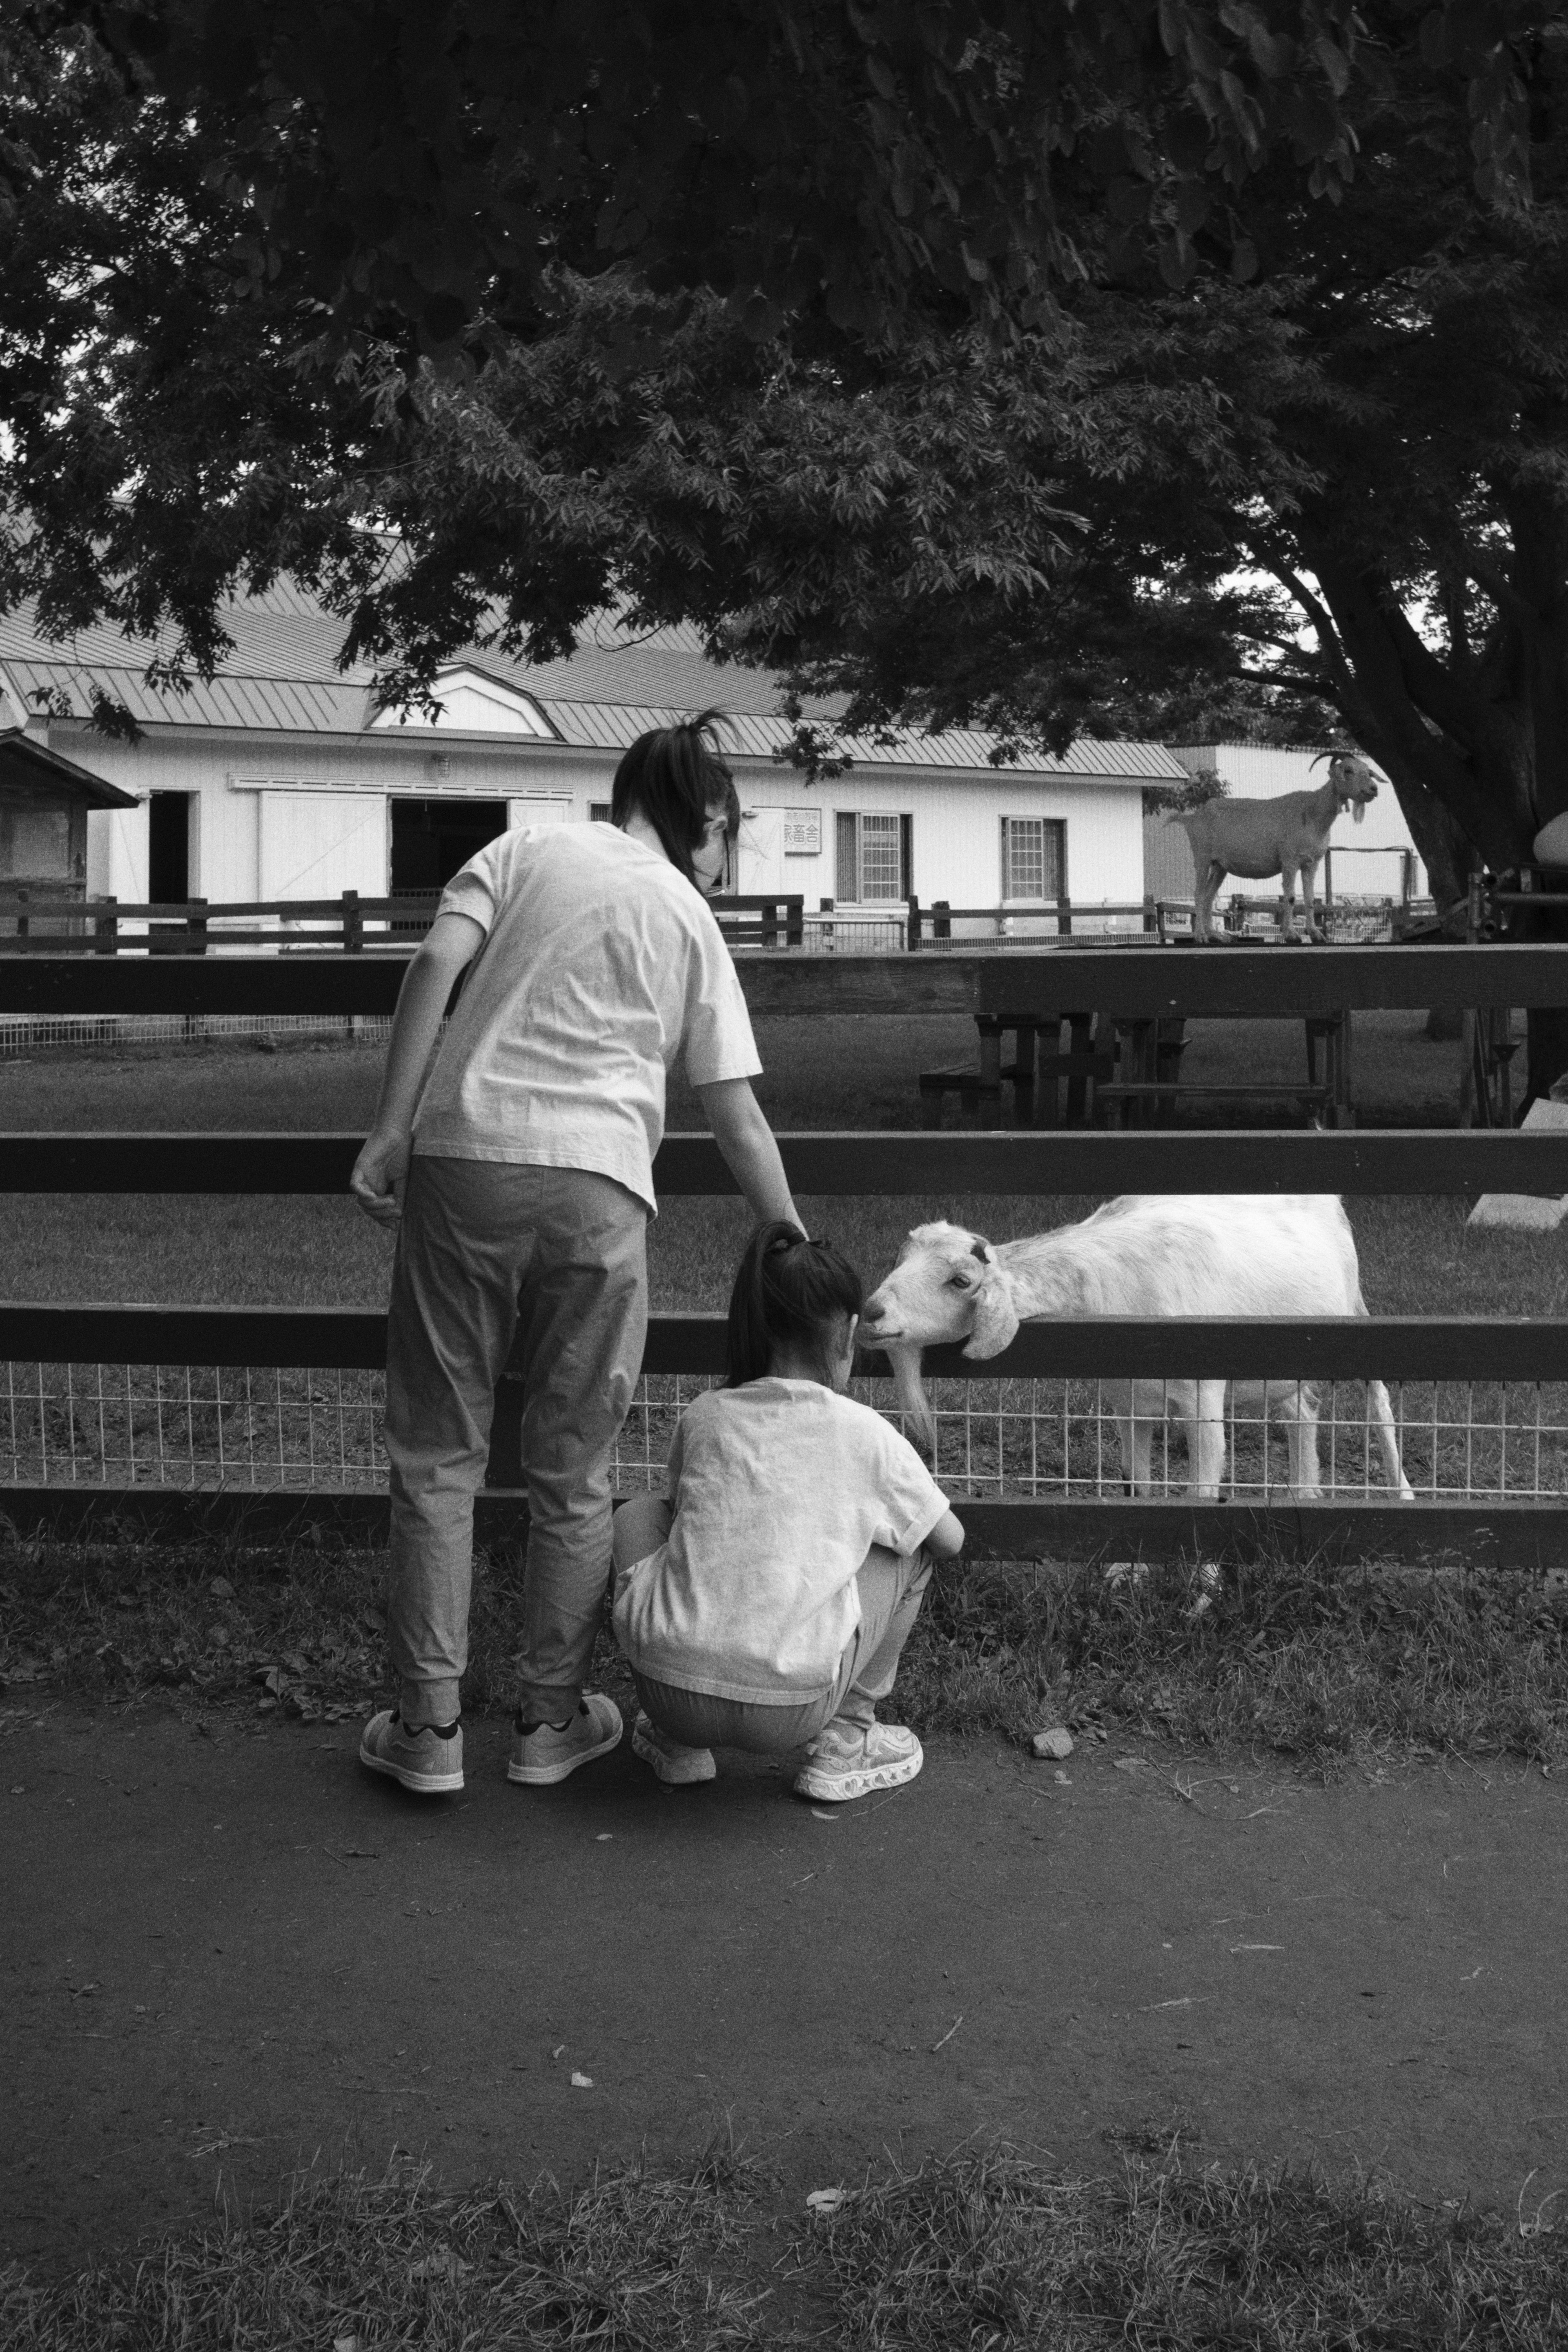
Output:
[632, 1711, 716, 1786]
[793, 1720, 923, 1803]
[507, 1693, 623, 1785]
[359, 1709, 465, 1795]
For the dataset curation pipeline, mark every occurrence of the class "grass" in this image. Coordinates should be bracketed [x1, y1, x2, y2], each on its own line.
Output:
[4, 1530, 1566, 1775]
[0, 1019, 1560, 1314]
[4, 2142, 1566, 2348]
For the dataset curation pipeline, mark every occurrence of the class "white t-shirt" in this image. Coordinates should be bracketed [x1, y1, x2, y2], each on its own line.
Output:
[412, 824, 761, 1212]
[613, 1380, 950, 1703]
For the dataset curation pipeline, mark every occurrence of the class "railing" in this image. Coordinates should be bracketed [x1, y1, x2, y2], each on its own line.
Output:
[907, 897, 1161, 949]
[8, 951, 1568, 1562]
[0, 889, 440, 954]
[0, 888, 1171, 957]
[8, 1086, 1568, 1559]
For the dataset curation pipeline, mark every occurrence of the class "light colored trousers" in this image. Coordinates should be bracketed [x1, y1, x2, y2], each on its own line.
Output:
[612, 1492, 935, 1752]
[384, 1155, 648, 1729]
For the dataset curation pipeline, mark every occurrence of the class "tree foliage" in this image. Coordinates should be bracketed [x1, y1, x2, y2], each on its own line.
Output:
[76, 0, 1396, 351]
[0, 0, 1560, 944]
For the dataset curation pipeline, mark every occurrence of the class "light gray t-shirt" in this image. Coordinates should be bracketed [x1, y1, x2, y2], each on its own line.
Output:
[411, 823, 761, 1211]
[613, 1380, 950, 1703]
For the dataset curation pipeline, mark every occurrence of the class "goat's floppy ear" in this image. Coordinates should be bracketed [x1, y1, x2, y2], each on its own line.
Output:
[963, 1262, 1020, 1359]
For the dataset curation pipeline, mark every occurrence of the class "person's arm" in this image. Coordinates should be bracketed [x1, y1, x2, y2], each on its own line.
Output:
[922, 1508, 965, 1559]
[350, 911, 486, 1224]
[695, 1075, 801, 1229]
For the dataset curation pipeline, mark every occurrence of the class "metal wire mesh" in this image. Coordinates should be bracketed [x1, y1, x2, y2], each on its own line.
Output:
[0, 1013, 395, 1056]
[5, 1361, 1567, 1503]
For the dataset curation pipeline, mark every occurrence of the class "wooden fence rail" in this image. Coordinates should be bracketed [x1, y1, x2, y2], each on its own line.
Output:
[6, 944, 1568, 1021]
[5, 1303, 1566, 1383]
[8, 1127, 1568, 1195]
[0, 889, 806, 954]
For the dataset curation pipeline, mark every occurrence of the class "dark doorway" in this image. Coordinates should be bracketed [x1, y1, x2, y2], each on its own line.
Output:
[147, 792, 192, 902]
[390, 799, 509, 895]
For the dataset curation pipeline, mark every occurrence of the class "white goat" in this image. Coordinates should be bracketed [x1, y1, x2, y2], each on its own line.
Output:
[860, 1195, 1413, 1501]
[1170, 753, 1381, 944]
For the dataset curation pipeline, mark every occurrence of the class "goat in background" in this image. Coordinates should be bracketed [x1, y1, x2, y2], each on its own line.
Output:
[1169, 753, 1381, 944]
[859, 1195, 1414, 1501]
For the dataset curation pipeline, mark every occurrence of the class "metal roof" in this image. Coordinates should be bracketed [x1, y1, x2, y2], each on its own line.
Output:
[0, 594, 1187, 783]
[0, 726, 139, 807]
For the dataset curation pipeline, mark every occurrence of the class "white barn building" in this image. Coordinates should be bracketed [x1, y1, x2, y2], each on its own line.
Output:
[0, 590, 1184, 926]
[1149, 741, 1427, 906]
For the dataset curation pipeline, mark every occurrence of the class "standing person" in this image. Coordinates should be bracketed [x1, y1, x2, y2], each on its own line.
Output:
[611, 1225, 964, 1802]
[352, 712, 800, 1797]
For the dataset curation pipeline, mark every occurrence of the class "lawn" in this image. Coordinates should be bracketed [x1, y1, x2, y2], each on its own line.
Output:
[0, 1013, 1552, 1318]
[5, 2141, 1566, 2350]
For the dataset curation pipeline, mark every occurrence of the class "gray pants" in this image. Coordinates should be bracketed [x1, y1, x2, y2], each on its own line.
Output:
[385, 1155, 648, 1728]
[612, 1492, 934, 1752]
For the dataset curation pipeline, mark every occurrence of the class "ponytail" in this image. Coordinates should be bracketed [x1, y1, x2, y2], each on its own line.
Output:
[610, 708, 739, 886]
[726, 1222, 863, 1388]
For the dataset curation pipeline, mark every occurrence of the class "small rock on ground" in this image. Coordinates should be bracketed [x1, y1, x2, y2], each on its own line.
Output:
[1031, 1727, 1075, 1760]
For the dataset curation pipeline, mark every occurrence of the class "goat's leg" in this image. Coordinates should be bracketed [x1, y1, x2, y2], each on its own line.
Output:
[1119, 1379, 1158, 1495]
[1185, 1383, 1232, 1496]
[1188, 1379, 1228, 1499]
[1367, 1379, 1415, 1500]
[1274, 1381, 1322, 1499]
[1301, 858, 1328, 944]
[1194, 861, 1227, 945]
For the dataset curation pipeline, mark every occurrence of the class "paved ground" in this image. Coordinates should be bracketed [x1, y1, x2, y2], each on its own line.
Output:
[3, 1706, 1565, 2276]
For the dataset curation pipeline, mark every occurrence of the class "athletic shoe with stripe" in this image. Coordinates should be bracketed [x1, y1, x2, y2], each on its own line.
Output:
[793, 1720, 923, 1804]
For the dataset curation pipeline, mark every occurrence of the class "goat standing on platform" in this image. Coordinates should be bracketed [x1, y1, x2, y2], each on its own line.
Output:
[859, 1196, 1414, 1501]
[1170, 753, 1381, 944]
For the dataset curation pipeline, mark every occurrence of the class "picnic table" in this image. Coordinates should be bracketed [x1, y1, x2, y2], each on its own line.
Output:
[920, 1005, 1354, 1129]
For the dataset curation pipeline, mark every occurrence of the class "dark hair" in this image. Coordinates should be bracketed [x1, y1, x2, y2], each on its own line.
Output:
[610, 707, 740, 888]
[726, 1222, 863, 1388]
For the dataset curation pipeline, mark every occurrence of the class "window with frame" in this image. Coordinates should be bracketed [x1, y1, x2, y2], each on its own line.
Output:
[589, 802, 612, 822]
[835, 810, 912, 902]
[1001, 816, 1065, 901]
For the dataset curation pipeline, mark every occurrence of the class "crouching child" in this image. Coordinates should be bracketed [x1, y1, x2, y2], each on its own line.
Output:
[611, 1225, 964, 1802]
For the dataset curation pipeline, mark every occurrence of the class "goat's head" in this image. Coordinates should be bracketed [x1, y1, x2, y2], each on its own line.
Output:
[861, 1222, 1020, 1448]
[1316, 751, 1380, 827]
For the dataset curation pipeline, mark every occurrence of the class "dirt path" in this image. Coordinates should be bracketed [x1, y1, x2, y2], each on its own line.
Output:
[2, 1707, 1564, 2275]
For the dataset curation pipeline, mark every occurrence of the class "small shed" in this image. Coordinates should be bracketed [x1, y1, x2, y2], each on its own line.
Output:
[0, 728, 139, 894]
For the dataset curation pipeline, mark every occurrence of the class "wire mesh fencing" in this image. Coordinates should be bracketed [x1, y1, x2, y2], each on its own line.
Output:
[6, 1361, 1568, 1504]
[0, 1013, 395, 1056]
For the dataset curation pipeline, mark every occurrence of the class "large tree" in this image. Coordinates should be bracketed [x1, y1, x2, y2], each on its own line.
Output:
[3, 7, 1561, 1028]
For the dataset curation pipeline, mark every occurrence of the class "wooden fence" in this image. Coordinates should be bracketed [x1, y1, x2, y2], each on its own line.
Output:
[0, 890, 808, 955]
[7, 949, 1568, 1564]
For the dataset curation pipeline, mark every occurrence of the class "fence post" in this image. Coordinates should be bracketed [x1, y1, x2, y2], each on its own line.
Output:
[1058, 895, 1073, 939]
[185, 898, 208, 956]
[934, 898, 951, 943]
[93, 895, 119, 956]
[906, 894, 921, 952]
[16, 887, 28, 942]
[819, 895, 834, 953]
[342, 889, 363, 953]
[786, 895, 804, 949]
[1142, 893, 1156, 937]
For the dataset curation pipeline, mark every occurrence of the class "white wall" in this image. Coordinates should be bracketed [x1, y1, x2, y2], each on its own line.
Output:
[734, 761, 1145, 910]
[65, 724, 620, 903]
[64, 718, 1150, 914]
